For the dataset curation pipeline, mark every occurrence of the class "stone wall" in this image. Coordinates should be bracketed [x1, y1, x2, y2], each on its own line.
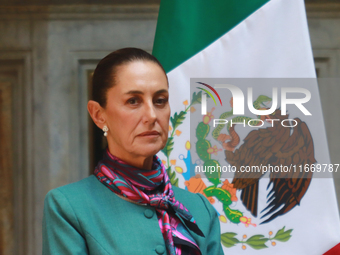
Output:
[0, 0, 160, 5]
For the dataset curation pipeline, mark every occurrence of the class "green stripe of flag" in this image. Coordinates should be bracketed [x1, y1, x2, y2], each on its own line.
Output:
[153, 0, 270, 73]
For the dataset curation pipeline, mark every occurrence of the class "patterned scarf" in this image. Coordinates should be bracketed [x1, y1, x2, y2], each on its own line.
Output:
[94, 149, 203, 255]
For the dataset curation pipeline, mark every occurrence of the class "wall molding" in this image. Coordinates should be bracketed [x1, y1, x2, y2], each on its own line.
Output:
[306, 3, 340, 18]
[0, 4, 159, 20]
[0, 3, 340, 20]
[0, 51, 33, 255]
[0, 80, 14, 255]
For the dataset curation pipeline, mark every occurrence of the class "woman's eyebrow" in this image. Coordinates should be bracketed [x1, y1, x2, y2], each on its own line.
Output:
[125, 90, 143, 95]
[125, 89, 168, 95]
[155, 89, 168, 94]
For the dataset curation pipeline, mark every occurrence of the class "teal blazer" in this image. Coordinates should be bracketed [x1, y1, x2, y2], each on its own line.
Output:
[42, 175, 223, 255]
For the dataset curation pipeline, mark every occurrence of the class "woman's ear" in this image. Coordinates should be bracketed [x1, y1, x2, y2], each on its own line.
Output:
[87, 100, 106, 129]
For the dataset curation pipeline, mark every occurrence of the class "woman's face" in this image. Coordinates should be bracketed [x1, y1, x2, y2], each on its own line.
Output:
[103, 60, 170, 166]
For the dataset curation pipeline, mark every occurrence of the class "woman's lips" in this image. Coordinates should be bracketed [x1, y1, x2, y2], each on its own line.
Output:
[138, 131, 160, 137]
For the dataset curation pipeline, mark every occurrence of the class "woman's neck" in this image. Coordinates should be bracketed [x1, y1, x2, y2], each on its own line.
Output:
[107, 146, 154, 170]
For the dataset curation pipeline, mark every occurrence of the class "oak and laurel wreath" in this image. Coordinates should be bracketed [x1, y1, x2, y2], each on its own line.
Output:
[222, 226, 293, 250]
[162, 90, 293, 250]
[161, 90, 203, 186]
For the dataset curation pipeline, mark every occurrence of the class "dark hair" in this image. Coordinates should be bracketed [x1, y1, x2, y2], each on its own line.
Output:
[91, 47, 167, 107]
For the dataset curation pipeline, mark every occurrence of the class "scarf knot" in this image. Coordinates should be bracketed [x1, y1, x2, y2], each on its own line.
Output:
[149, 194, 173, 209]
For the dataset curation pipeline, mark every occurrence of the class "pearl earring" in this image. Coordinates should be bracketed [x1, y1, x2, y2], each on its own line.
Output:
[103, 125, 108, 137]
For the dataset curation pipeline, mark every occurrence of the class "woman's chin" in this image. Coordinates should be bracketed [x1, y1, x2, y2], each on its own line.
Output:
[135, 143, 164, 158]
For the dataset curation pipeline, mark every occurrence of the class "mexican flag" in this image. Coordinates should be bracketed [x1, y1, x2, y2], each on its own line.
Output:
[153, 0, 340, 254]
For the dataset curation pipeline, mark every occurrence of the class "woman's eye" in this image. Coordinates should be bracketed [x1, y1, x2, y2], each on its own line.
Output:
[127, 97, 139, 105]
[154, 97, 168, 105]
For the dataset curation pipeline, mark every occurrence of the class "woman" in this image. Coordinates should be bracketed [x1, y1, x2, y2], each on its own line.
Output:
[42, 48, 223, 255]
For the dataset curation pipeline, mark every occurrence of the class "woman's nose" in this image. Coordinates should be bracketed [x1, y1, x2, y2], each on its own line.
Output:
[143, 101, 157, 123]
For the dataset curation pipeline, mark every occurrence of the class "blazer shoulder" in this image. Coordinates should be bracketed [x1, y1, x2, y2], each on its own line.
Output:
[45, 175, 102, 201]
[172, 186, 205, 207]
[172, 186, 217, 218]
[172, 186, 197, 199]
